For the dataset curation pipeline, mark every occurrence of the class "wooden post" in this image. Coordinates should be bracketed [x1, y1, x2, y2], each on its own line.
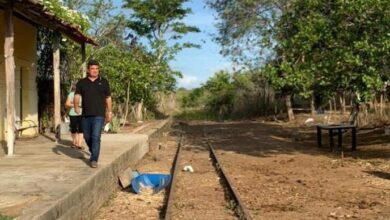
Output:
[81, 43, 86, 77]
[4, 3, 15, 156]
[53, 34, 61, 142]
[337, 128, 342, 148]
[317, 126, 322, 148]
[352, 127, 357, 151]
[329, 129, 334, 151]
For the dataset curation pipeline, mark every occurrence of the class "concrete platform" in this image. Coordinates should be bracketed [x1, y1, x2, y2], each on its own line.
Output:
[0, 119, 171, 220]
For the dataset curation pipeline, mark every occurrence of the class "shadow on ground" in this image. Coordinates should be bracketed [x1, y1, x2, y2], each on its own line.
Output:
[365, 171, 390, 180]
[175, 121, 390, 160]
[52, 144, 90, 165]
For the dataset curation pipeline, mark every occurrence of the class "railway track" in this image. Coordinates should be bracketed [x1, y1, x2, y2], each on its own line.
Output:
[163, 130, 253, 220]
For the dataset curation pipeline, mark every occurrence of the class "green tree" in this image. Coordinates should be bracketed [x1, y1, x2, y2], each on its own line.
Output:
[203, 71, 235, 117]
[210, 0, 390, 120]
[181, 87, 204, 108]
[123, 0, 201, 63]
[207, 0, 290, 67]
[43, 0, 182, 123]
[208, 0, 298, 120]
[122, 0, 202, 118]
[272, 0, 390, 110]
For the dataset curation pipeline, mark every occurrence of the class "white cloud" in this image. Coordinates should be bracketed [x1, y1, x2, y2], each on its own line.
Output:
[177, 75, 202, 89]
[209, 62, 248, 74]
[209, 62, 234, 73]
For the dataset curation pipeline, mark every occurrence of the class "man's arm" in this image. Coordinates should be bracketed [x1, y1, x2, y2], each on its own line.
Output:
[74, 94, 82, 114]
[106, 96, 112, 122]
[105, 79, 112, 122]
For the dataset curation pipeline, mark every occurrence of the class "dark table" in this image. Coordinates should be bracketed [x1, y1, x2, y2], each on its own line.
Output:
[316, 124, 357, 151]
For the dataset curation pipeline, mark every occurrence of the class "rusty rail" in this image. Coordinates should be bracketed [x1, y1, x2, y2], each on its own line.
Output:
[208, 141, 253, 220]
[164, 134, 183, 220]
[164, 131, 253, 220]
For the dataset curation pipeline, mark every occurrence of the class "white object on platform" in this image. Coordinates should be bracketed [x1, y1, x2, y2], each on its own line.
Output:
[183, 165, 194, 173]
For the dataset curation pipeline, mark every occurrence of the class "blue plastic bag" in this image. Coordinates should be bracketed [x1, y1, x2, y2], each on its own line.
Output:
[131, 173, 171, 194]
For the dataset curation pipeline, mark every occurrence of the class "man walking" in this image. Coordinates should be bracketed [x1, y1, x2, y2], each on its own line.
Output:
[74, 60, 112, 168]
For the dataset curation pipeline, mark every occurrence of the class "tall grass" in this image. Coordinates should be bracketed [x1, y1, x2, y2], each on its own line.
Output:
[174, 109, 219, 121]
[0, 214, 14, 220]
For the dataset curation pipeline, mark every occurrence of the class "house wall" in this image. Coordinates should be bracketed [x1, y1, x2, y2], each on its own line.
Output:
[0, 11, 38, 141]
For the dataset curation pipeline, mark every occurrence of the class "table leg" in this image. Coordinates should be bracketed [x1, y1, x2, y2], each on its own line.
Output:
[329, 129, 334, 151]
[338, 128, 342, 149]
[317, 126, 322, 148]
[352, 127, 357, 151]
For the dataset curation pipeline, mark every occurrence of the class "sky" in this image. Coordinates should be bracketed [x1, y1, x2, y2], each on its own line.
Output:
[114, 0, 233, 89]
[170, 1, 233, 89]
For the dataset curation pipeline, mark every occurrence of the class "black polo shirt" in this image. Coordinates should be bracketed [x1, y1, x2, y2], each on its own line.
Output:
[75, 76, 111, 117]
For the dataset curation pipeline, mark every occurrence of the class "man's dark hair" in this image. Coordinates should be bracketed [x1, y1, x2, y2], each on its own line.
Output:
[87, 59, 99, 68]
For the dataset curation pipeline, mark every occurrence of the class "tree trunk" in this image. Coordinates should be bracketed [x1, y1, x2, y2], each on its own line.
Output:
[369, 99, 374, 111]
[380, 93, 384, 117]
[333, 98, 337, 113]
[373, 96, 378, 114]
[340, 92, 346, 114]
[159, 93, 165, 113]
[143, 106, 147, 120]
[361, 103, 369, 126]
[285, 94, 294, 121]
[350, 94, 353, 107]
[329, 100, 333, 113]
[311, 94, 315, 116]
[119, 103, 125, 123]
[156, 29, 166, 63]
[168, 92, 176, 113]
[268, 84, 274, 116]
[122, 82, 131, 128]
[135, 99, 144, 122]
[256, 90, 261, 115]
[130, 105, 136, 122]
[274, 104, 278, 115]
[263, 85, 267, 115]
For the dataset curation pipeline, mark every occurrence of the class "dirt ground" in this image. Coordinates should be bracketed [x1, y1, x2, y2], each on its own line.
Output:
[169, 135, 237, 220]
[95, 118, 390, 220]
[95, 124, 237, 220]
[94, 128, 178, 220]
[185, 120, 390, 220]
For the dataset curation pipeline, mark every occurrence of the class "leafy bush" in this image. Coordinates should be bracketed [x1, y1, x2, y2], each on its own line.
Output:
[40, 0, 90, 31]
[0, 214, 14, 220]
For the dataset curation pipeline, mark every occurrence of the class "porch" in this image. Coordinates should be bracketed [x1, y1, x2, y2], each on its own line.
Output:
[0, 132, 149, 219]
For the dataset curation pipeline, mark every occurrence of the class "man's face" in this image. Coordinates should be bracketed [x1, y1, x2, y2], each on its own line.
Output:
[88, 65, 99, 77]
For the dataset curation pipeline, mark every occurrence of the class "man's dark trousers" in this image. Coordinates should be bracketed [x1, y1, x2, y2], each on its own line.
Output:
[82, 116, 105, 162]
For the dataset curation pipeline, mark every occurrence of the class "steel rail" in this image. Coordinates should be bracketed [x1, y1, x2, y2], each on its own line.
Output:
[208, 141, 253, 220]
[164, 134, 183, 220]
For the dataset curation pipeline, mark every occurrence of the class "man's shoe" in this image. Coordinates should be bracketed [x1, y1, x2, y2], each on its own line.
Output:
[90, 161, 98, 168]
